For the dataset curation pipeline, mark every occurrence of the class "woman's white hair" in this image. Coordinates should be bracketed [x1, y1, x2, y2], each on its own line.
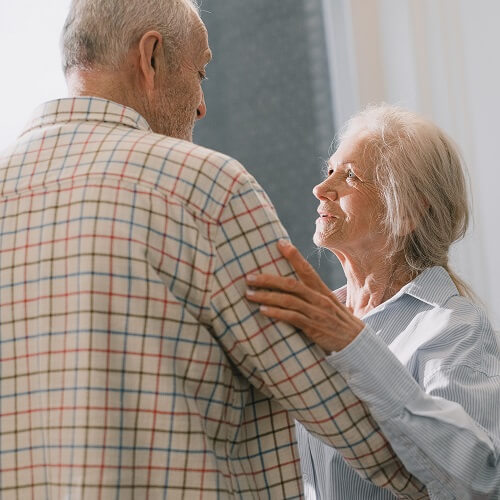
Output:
[61, 0, 200, 74]
[339, 104, 472, 296]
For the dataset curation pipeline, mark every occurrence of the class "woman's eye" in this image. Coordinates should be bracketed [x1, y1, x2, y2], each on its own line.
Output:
[347, 169, 356, 179]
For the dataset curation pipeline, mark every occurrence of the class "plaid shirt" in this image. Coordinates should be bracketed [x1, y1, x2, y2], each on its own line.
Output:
[0, 97, 428, 499]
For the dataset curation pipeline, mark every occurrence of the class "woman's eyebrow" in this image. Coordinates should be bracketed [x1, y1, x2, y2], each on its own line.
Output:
[329, 161, 356, 168]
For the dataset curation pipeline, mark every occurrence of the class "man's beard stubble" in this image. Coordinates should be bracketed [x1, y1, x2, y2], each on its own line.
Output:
[142, 92, 196, 142]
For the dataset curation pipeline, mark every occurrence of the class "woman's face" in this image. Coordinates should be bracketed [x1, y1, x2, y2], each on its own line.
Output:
[313, 133, 387, 257]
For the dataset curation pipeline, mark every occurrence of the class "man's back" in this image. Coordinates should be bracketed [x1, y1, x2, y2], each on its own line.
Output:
[0, 96, 304, 498]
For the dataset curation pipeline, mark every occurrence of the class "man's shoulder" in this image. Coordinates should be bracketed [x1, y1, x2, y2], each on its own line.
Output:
[108, 129, 260, 222]
[123, 130, 251, 192]
[137, 131, 246, 176]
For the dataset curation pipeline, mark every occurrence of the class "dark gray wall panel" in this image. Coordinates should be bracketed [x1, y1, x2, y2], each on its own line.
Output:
[194, 0, 344, 288]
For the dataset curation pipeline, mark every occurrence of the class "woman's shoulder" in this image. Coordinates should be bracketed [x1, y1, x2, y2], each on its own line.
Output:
[404, 266, 489, 327]
[405, 267, 499, 373]
[422, 301, 499, 380]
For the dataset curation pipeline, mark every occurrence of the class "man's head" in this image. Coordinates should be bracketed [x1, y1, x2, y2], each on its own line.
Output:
[61, 0, 211, 141]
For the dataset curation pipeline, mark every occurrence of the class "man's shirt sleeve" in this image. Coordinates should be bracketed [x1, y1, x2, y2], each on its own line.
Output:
[209, 174, 428, 498]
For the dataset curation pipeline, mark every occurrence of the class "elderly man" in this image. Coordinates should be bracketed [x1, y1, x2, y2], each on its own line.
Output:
[0, 0, 427, 498]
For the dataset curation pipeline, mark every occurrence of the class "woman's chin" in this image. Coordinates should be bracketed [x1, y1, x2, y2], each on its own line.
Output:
[314, 228, 344, 252]
[313, 232, 331, 248]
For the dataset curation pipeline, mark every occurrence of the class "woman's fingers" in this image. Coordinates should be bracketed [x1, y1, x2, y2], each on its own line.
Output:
[247, 273, 321, 305]
[246, 288, 316, 313]
[277, 239, 333, 296]
[257, 305, 313, 332]
[253, 298, 364, 353]
[251, 299, 338, 351]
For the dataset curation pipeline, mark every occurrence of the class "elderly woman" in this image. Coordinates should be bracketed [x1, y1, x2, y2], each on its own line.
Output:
[246, 105, 500, 499]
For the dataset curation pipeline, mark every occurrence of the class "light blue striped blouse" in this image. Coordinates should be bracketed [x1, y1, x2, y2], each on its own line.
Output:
[297, 266, 500, 499]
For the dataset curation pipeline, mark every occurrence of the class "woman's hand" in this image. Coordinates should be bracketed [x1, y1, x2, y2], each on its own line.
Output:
[246, 239, 365, 353]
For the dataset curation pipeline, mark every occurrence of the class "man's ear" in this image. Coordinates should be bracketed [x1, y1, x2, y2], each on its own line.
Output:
[138, 31, 162, 91]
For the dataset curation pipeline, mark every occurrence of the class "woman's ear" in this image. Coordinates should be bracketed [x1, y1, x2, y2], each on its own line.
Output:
[402, 198, 430, 236]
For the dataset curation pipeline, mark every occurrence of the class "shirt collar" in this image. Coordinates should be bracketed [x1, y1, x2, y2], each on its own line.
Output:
[19, 97, 152, 137]
[402, 266, 459, 307]
[334, 266, 459, 311]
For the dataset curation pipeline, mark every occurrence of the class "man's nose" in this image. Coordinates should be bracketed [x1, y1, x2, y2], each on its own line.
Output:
[196, 92, 207, 120]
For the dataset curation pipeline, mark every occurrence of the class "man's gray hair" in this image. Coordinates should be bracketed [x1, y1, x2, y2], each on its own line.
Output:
[339, 104, 472, 296]
[61, 0, 200, 74]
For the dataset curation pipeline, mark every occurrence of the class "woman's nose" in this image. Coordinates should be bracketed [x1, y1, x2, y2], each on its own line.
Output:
[313, 179, 338, 201]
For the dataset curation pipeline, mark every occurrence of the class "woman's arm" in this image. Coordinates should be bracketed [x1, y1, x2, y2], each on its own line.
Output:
[246, 239, 500, 499]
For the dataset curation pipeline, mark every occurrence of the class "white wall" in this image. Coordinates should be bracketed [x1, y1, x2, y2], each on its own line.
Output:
[324, 0, 500, 327]
[0, 1, 71, 149]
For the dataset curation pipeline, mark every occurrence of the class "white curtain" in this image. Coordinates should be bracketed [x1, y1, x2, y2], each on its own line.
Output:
[322, 0, 500, 327]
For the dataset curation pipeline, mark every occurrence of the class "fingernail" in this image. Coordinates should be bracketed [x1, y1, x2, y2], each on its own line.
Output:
[260, 305, 269, 312]
[278, 239, 290, 247]
[247, 274, 257, 282]
[246, 289, 255, 296]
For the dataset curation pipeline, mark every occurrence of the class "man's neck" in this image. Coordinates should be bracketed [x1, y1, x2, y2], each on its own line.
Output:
[66, 69, 134, 109]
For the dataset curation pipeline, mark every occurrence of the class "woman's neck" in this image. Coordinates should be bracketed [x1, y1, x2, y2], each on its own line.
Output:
[336, 252, 414, 318]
